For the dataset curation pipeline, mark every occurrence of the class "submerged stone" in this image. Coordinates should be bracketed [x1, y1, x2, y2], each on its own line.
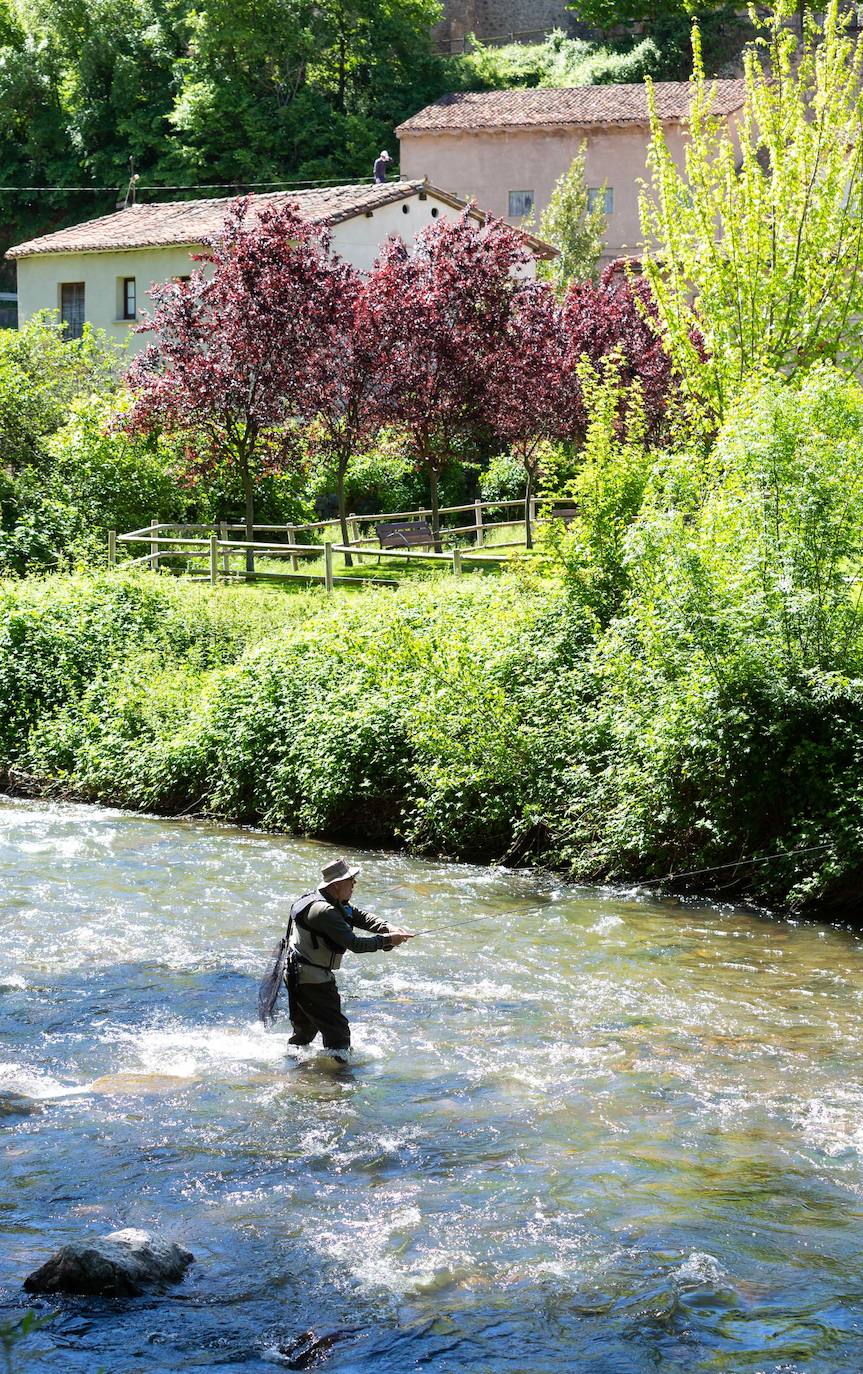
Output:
[278, 1327, 361, 1369]
[0, 1090, 41, 1118]
[23, 1228, 194, 1296]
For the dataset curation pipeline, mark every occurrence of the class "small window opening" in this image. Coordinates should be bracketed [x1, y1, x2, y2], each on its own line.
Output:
[402, 203, 410, 214]
[431, 206, 439, 218]
[508, 190, 534, 218]
[60, 282, 85, 340]
[122, 276, 136, 319]
[588, 187, 614, 215]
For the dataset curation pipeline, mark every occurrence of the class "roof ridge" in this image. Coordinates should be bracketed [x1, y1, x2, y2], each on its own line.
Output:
[396, 78, 747, 135]
[8, 178, 542, 260]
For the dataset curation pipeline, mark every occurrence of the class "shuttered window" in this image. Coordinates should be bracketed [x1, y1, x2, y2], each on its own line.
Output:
[508, 190, 534, 219]
[60, 282, 85, 339]
[588, 187, 614, 215]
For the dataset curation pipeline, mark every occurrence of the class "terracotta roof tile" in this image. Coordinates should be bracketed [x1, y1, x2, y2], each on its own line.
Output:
[396, 79, 746, 135]
[7, 179, 427, 259]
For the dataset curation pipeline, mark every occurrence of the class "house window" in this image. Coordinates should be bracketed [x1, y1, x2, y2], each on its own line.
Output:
[508, 190, 534, 218]
[588, 187, 614, 215]
[60, 282, 85, 340]
[122, 276, 136, 319]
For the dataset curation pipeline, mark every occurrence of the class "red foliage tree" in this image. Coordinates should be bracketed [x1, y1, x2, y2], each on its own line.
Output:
[303, 269, 389, 568]
[484, 281, 571, 549]
[124, 197, 345, 571]
[562, 260, 677, 444]
[369, 213, 532, 548]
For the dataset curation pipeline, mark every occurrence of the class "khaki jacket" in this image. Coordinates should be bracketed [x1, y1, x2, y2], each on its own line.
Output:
[289, 890, 393, 984]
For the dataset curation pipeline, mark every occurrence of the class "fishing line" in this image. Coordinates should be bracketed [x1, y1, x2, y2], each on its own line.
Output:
[402, 841, 834, 935]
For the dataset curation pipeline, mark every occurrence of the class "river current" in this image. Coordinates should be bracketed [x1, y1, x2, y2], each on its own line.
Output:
[2, 797, 863, 1372]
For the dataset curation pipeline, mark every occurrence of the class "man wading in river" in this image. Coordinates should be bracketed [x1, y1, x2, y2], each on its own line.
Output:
[283, 858, 414, 1059]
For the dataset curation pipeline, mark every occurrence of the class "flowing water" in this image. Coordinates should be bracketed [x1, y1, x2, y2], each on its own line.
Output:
[2, 797, 863, 1373]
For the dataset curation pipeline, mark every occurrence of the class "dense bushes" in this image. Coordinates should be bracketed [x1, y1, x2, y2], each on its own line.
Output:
[0, 573, 555, 859]
[2, 482, 863, 917]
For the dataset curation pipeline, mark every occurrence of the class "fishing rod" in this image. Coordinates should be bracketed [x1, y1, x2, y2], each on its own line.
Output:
[401, 840, 834, 935]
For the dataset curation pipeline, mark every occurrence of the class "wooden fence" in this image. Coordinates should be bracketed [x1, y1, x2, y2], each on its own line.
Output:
[109, 497, 544, 592]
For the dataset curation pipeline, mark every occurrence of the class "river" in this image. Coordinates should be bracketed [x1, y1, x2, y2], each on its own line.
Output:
[2, 796, 863, 1372]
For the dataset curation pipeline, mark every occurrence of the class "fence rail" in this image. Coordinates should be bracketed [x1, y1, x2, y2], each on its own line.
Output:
[108, 495, 571, 592]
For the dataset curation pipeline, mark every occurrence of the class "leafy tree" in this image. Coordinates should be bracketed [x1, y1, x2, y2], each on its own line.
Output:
[370, 214, 530, 547]
[0, 312, 119, 472]
[562, 261, 678, 444]
[536, 143, 606, 293]
[549, 356, 651, 625]
[639, 0, 863, 433]
[124, 198, 342, 570]
[486, 283, 570, 548]
[304, 267, 389, 566]
[568, 0, 731, 31]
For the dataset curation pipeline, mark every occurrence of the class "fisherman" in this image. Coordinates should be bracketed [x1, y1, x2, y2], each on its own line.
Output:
[284, 857, 414, 1058]
[373, 150, 391, 184]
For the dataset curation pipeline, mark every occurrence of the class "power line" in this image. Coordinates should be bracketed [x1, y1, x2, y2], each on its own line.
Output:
[0, 174, 401, 195]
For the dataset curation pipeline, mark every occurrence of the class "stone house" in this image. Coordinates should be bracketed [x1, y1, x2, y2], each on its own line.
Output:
[7, 179, 554, 353]
[397, 81, 746, 265]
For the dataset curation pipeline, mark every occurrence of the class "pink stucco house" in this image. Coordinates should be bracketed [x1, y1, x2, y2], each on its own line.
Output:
[396, 80, 746, 265]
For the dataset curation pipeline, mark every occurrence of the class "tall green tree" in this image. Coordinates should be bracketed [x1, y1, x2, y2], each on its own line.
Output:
[536, 144, 606, 293]
[639, 0, 863, 432]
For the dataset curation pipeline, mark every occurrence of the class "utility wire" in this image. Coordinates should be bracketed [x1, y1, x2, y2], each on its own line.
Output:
[0, 175, 401, 194]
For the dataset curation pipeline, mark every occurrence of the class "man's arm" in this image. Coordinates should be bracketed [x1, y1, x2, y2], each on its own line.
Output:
[308, 901, 390, 953]
[349, 905, 393, 937]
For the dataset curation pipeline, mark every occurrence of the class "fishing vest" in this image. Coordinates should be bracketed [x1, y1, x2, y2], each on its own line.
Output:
[286, 889, 348, 975]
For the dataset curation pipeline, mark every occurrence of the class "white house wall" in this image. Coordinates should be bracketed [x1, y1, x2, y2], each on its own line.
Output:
[16, 245, 207, 354]
[14, 191, 534, 355]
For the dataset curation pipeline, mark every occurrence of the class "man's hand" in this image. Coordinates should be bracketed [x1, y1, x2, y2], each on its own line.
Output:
[387, 929, 417, 945]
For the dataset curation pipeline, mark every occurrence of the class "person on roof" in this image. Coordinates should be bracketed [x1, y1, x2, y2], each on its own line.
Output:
[285, 857, 414, 1058]
[373, 150, 392, 184]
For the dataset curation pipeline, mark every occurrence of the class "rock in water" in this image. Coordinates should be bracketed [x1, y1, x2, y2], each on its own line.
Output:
[0, 1090, 41, 1118]
[279, 1328, 361, 1369]
[23, 1228, 194, 1296]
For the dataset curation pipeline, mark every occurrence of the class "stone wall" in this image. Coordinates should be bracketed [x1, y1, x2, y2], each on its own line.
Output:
[433, 0, 577, 52]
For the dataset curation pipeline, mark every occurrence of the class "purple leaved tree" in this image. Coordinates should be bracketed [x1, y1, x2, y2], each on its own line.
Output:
[369, 213, 532, 550]
[124, 197, 344, 572]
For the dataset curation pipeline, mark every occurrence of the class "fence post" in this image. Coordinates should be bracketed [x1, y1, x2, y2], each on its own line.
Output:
[452, 547, 463, 577]
[286, 524, 298, 572]
[324, 540, 334, 595]
[108, 530, 116, 567]
[150, 519, 159, 570]
[349, 512, 359, 545]
[474, 500, 483, 548]
[219, 520, 229, 575]
[528, 495, 537, 533]
[209, 535, 218, 585]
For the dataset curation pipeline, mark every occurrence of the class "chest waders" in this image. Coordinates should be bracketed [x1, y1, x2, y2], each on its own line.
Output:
[258, 892, 358, 1025]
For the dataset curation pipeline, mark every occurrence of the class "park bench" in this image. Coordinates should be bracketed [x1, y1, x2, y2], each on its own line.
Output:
[376, 520, 437, 551]
[547, 502, 578, 524]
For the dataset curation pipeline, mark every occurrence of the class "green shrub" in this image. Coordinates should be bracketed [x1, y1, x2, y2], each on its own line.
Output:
[1, 572, 556, 860]
[544, 364, 652, 626]
[451, 31, 661, 91]
[0, 312, 119, 474]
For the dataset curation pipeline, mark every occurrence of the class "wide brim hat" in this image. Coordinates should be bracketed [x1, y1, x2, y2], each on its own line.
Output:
[320, 857, 361, 887]
[379, 150, 391, 160]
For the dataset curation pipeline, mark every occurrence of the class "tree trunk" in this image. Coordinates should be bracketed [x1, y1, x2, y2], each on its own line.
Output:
[337, 31, 347, 114]
[241, 455, 255, 577]
[337, 463, 352, 569]
[524, 468, 534, 551]
[429, 465, 442, 554]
